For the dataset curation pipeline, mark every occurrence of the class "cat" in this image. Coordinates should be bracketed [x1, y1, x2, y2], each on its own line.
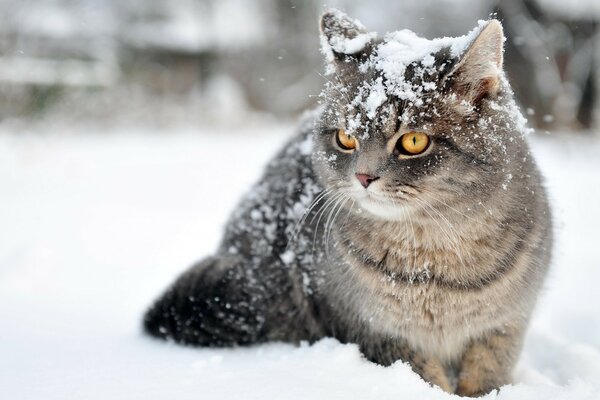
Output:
[143, 10, 552, 397]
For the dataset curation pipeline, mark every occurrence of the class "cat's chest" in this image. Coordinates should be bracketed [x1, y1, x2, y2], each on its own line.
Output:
[338, 232, 478, 286]
[364, 283, 501, 361]
[330, 232, 509, 360]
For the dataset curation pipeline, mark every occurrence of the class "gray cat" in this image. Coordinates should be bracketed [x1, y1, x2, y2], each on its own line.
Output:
[144, 10, 552, 397]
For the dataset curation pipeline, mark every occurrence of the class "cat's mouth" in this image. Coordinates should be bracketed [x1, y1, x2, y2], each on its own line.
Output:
[351, 189, 411, 221]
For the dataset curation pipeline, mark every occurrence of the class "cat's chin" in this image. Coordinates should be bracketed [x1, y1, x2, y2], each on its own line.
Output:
[354, 195, 411, 221]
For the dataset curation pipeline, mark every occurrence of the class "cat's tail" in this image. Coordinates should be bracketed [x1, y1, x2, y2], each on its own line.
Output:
[143, 255, 323, 346]
[143, 255, 267, 346]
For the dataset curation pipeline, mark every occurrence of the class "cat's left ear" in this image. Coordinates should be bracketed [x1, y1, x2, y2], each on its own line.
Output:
[320, 9, 375, 70]
[447, 20, 505, 104]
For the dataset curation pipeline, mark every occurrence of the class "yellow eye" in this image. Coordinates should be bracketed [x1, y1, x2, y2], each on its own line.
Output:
[398, 131, 430, 155]
[335, 128, 357, 151]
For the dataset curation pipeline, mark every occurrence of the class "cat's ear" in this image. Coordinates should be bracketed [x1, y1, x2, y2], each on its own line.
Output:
[320, 9, 375, 69]
[448, 20, 505, 104]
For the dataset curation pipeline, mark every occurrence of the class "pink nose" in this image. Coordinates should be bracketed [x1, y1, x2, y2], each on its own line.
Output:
[355, 173, 379, 188]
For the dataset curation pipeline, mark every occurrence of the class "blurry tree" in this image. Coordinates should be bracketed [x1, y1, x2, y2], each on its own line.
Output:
[497, 0, 598, 130]
[0, 0, 118, 118]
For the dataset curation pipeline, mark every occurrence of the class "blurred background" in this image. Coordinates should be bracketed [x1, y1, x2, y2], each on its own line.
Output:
[0, 0, 598, 132]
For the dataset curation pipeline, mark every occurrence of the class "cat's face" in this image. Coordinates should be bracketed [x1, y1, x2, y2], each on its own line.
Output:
[312, 10, 527, 220]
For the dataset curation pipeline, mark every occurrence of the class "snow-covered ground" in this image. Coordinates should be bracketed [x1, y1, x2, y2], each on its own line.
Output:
[0, 123, 599, 399]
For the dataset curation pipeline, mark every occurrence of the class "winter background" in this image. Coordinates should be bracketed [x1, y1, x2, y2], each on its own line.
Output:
[1, 0, 599, 399]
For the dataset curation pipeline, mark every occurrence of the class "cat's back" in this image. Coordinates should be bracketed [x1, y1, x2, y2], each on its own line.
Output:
[217, 111, 323, 265]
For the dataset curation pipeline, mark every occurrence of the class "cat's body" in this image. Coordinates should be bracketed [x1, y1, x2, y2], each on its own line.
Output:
[144, 11, 552, 397]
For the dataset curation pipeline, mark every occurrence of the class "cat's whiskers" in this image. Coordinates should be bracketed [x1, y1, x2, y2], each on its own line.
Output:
[333, 72, 353, 105]
[413, 197, 467, 268]
[403, 203, 419, 274]
[323, 194, 344, 249]
[311, 190, 347, 254]
[418, 198, 467, 253]
[396, 182, 482, 229]
[417, 188, 488, 226]
[387, 190, 411, 201]
[324, 194, 351, 258]
[315, 70, 351, 105]
[310, 189, 343, 224]
[322, 193, 343, 252]
[289, 186, 337, 244]
[343, 198, 356, 227]
[362, 186, 409, 206]
[382, 191, 418, 273]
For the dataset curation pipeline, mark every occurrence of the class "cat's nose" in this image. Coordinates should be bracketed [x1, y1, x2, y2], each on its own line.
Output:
[355, 173, 379, 188]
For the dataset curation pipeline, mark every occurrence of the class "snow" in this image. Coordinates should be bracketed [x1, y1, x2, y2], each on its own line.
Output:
[329, 31, 377, 54]
[322, 18, 495, 124]
[369, 21, 486, 107]
[1, 124, 600, 399]
[321, 8, 376, 56]
[363, 77, 387, 119]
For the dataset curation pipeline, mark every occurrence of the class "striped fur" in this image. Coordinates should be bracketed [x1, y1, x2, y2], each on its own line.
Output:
[144, 12, 552, 397]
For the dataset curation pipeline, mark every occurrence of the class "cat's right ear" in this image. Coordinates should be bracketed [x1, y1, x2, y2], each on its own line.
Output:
[320, 10, 374, 72]
[446, 20, 505, 105]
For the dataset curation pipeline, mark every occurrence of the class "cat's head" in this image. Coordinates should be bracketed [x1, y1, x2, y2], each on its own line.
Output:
[312, 10, 528, 220]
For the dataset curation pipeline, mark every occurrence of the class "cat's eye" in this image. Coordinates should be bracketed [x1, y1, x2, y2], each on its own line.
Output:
[335, 128, 357, 151]
[397, 131, 430, 155]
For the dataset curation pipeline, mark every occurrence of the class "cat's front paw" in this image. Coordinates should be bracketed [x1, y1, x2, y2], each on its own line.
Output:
[421, 361, 454, 394]
[455, 373, 501, 397]
[455, 364, 510, 397]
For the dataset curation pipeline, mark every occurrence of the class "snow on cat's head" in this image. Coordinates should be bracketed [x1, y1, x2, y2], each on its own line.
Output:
[312, 9, 529, 221]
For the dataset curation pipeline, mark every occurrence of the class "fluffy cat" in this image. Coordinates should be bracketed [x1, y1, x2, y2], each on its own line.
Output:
[143, 10, 552, 397]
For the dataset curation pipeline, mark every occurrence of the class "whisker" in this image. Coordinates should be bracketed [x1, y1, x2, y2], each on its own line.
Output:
[418, 188, 488, 226]
[287, 187, 339, 251]
[310, 190, 343, 225]
[315, 70, 351, 104]
[413, 197, 466, 268]
[403, 204, 418, 273]
[325, 195, 350, 259]
[312, 191, 346, 254]
[290, 187, 334, 237]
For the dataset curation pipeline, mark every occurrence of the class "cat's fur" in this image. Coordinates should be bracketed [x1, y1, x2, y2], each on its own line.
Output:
[143, 10, 552, 397]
